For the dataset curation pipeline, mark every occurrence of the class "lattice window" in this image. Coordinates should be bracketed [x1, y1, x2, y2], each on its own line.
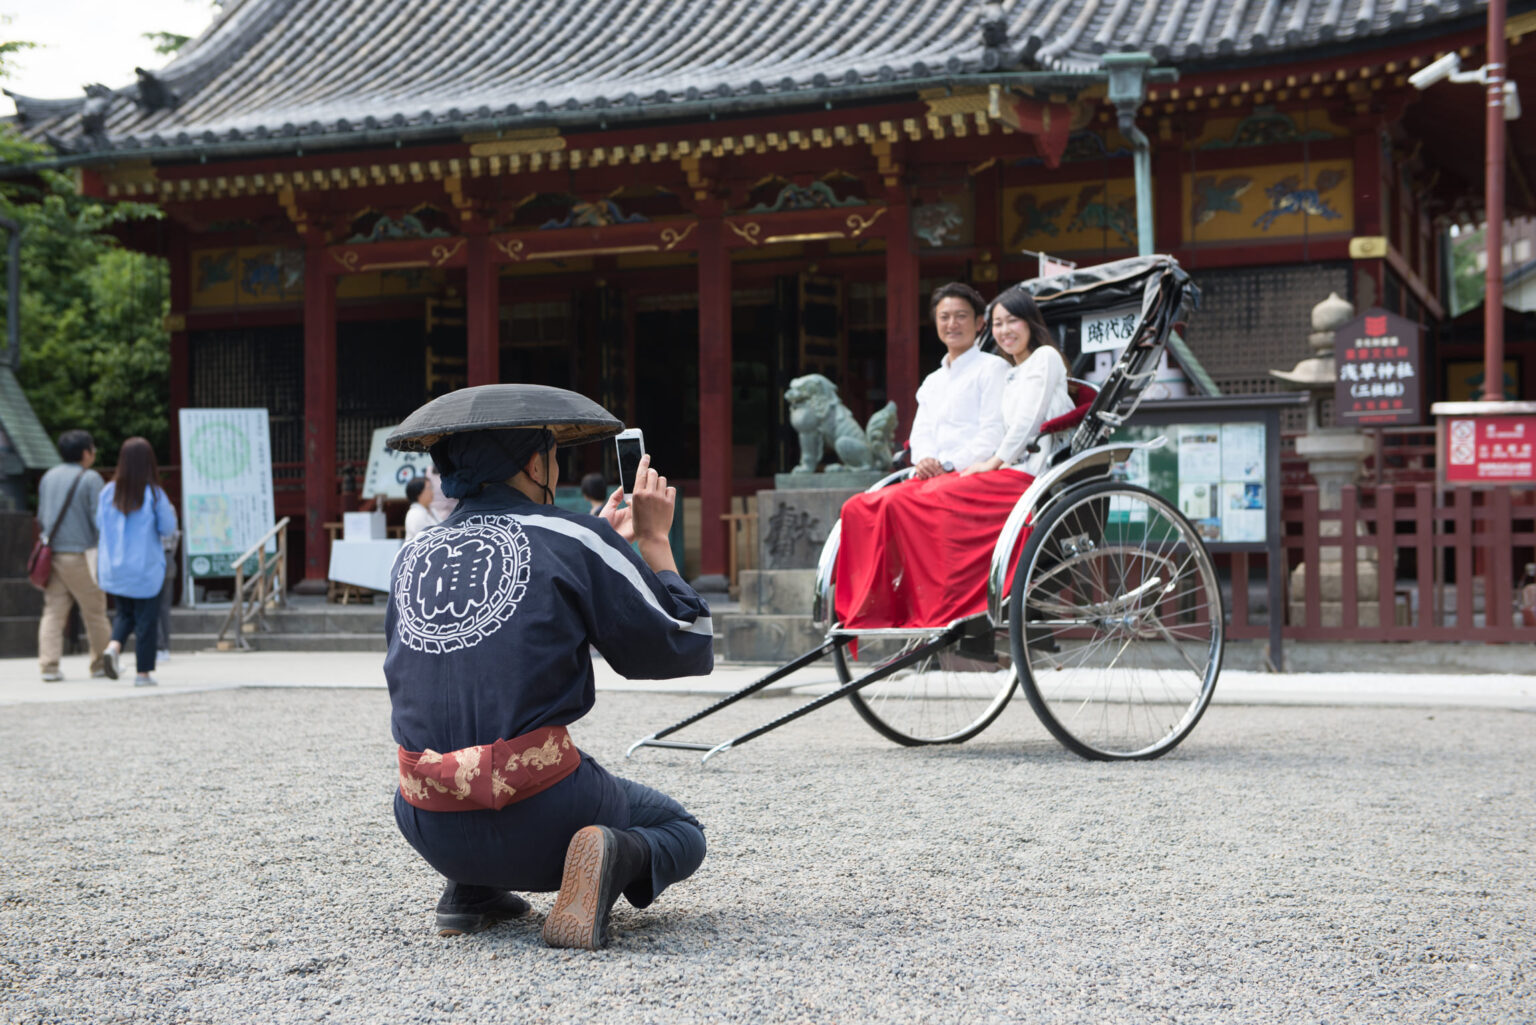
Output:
[188, 327, 304, 465]
[337, 319, 430, 464]
[1182, 261, 1351, 384]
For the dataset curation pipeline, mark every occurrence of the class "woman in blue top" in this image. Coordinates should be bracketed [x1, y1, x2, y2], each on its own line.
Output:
[96, 437, 178, 686]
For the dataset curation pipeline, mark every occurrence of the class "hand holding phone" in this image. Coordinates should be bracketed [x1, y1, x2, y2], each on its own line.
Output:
[625, 452, 678, 575]
[615, 428, 645, 500]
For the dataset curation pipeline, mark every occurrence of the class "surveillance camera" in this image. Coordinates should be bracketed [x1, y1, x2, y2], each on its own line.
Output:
[1409, 52, 1461, 91]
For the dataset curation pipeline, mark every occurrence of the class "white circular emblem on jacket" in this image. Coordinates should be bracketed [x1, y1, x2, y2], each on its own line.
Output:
[393, 514, 531, 653]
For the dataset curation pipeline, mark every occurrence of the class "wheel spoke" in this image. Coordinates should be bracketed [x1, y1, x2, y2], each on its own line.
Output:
[1014, 482, 1222, 760]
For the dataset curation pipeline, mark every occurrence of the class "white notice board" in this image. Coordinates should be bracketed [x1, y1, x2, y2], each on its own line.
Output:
[178, 408, 276, 578]
[360, 426, 432, 499]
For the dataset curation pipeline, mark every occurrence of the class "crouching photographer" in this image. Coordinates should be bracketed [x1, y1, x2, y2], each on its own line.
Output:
[383, 384, 714, 950]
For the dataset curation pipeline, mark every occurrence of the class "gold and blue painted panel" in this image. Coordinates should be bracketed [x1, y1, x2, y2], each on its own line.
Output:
[1182, 159, 1353, 244]
[1001, 178, 1139, 255]
[191, 246, 304, 308]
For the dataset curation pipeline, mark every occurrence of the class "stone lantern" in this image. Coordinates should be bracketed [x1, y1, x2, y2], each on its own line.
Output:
[1270, 292, 1383, 627]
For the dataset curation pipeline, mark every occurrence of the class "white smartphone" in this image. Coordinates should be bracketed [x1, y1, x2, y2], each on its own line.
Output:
[615, 428, 645, 500]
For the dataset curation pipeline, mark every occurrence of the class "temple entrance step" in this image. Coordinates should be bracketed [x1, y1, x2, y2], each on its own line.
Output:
[168, 596, 385, 652]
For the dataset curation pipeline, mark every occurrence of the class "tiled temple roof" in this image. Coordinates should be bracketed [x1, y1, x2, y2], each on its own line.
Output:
[6, 0, 1496, 160]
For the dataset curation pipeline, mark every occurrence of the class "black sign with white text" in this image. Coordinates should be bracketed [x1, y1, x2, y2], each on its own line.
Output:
[1333, 307, 1423, 427]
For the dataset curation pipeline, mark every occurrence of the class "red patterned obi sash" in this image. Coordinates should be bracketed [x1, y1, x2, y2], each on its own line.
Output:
[397, 725, 580, 812]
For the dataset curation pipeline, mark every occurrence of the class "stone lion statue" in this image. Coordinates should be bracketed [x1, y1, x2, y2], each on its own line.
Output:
[784, 374, 897, 473]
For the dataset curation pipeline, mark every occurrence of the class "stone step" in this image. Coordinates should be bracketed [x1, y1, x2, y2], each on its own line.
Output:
[717, 613, 825, 664]
[170, 605, 386, 635]
[0, 617, 37, 658]
[736, 570, 818, 616]
[170, 631, 389, 653]
[0, 579, 43, 619]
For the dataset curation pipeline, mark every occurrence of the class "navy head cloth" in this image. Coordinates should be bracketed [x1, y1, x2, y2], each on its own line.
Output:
[430, 428, 554, 499]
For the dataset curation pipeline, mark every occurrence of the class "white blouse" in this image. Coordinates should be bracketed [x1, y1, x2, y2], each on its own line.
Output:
[992, 346, 1076, 476]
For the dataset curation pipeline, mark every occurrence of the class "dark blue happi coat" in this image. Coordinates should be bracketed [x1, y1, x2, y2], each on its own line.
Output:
[385, 483, 714, 891]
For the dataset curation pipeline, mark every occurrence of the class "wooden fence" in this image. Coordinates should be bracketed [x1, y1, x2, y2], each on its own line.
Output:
[1228, 483, 1536, 642]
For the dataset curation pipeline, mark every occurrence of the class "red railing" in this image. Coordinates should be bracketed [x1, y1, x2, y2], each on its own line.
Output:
[1228, 483, 1536, 642]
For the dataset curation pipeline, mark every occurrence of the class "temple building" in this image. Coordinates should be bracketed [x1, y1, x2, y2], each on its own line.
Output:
[6, 0, 1533, 585]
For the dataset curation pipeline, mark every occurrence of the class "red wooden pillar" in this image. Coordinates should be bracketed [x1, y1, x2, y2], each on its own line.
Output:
[301, 237, 338, 589]
[884, 190, 921, 439]
[1153, 131, 1184, 257]
[465, 228, 499, 386]
[696, 208, 731, 585]
[1352, 121, 1386, 310]
[166, 227, 191, 497]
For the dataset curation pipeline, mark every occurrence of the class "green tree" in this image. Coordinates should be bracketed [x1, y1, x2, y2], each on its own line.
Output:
[0, 128, 171, 464]
[143, 31, 191, 55]
[1450, 228, 1486, 318]
[0, 14, 38, 80]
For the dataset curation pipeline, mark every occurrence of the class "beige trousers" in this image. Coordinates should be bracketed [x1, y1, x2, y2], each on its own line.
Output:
[37, 551, 113, 674]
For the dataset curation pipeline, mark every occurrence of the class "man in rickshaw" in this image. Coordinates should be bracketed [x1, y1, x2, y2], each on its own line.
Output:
[383, 384, 714, 950]
[907, 282, 1011, 478]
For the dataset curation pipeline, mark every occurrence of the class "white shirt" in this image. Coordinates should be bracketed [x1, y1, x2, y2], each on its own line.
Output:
[994, 346, 1076, 476]
[908, 344, 1010, 469]
[424, 465, 458, 522]
[403, 502, 441, 541]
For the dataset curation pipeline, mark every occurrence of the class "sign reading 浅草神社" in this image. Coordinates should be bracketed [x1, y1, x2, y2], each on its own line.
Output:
[178, 408, 276, 578]
[1333, 308, 1423, 426]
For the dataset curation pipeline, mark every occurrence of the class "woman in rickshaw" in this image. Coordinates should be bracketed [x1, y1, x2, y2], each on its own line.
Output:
[835, 288, 1075, 630]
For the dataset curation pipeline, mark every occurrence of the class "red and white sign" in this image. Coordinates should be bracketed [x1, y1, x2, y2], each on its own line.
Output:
[1444, 416, 1536, 484]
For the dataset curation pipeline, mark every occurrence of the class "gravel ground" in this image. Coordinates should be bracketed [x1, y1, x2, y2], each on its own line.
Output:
[2, 688, 1532, 1025]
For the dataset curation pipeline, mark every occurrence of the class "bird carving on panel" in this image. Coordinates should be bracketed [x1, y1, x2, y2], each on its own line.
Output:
[1190, 174, 1254, 226]
[1007, 193, 1069, 246]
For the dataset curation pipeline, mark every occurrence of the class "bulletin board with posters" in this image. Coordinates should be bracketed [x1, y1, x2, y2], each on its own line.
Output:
[1109, 393, 1307, 666]
[178, 408, 276, 600]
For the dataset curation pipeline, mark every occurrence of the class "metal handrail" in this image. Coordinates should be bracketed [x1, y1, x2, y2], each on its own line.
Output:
[217, 517, 290, 650]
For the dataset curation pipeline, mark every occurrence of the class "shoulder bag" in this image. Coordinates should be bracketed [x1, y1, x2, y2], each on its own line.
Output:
[27, 468, 87, 590]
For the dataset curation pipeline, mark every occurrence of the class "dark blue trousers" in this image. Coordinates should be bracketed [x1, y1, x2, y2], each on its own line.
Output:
[395, 754, 705, 905]
[109, 594, 159, 674]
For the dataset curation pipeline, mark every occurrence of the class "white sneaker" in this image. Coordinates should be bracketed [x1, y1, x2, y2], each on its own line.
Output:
[101, 649, 120, 680]
[156, 650, 172, 663]
[133, 675, 158, 687]
[41, 671, 64, 683]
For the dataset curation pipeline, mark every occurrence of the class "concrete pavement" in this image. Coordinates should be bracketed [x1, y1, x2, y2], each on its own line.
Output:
[4, 648, 1533, 709]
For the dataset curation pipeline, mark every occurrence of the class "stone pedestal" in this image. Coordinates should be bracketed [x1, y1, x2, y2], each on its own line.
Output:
[712, 483, 871, 662]
[772, 470, 888, 492]
[1288, 431, 1382, 627]
[757, 486, 866, 570]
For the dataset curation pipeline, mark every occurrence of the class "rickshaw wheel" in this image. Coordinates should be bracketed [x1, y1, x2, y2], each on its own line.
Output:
[1009, 481, 1223, 760]
[837, 626, 1017, 746]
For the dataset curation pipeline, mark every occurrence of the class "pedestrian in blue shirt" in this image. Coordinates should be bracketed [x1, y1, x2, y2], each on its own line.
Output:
[385, 384, 714, 950]
[96, 437, 178, 686]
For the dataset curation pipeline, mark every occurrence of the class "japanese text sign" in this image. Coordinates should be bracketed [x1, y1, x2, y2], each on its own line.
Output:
[1333, 307, 1422, 426]
[1081, 308, 1140, 354]
[1444, 416, 1536, 484]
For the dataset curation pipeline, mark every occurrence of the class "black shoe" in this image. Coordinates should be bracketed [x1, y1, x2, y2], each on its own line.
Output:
[434, 882, 531, 937]
[956, 630, 998, 663]
[542, 826, 651, 950]
[1024, 624, 1060, 653]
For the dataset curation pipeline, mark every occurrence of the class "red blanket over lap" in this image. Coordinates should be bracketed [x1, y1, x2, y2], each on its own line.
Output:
[834, 470, 1034, 629]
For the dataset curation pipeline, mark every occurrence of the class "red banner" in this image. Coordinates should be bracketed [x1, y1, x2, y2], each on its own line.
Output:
[1443, 416, 1536, 484]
